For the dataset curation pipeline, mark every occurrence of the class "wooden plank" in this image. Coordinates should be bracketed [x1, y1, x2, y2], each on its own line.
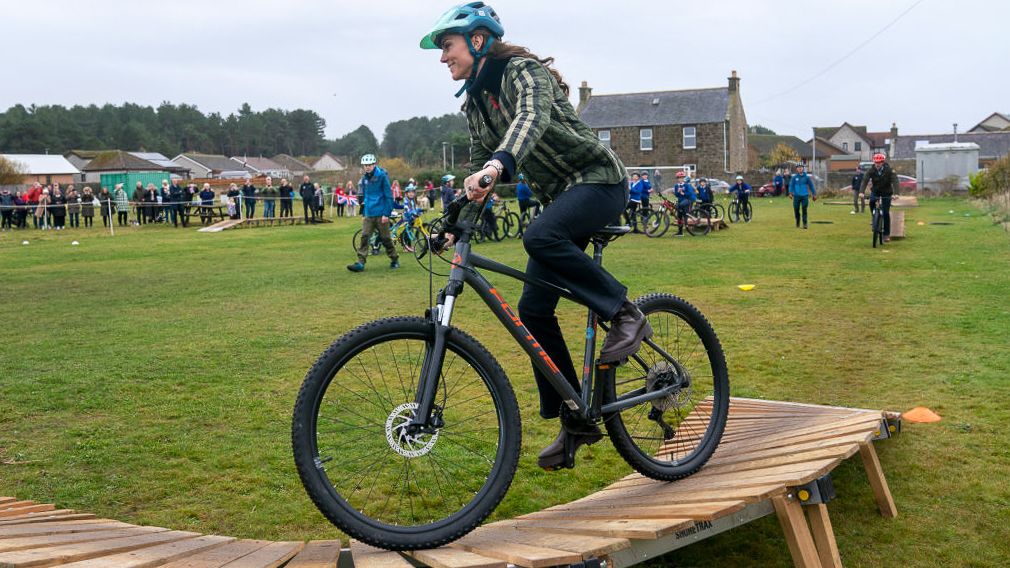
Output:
[518, 501, 744, 521]
[806, 505, 843, 568]
[0, 527, 168, 553]
[56, 535, 233, 568]
[699, 446, 859, 476]
[859, 442, 897, 518]
[471, 525, 630, 560]
[729, 397, 886, 416]
[449, 534, 582, 568]
[563, 483, 786, 508]
[0, 504, 35, 511]
[772, 495, 820, 568]
[707, 432, 872, 467]
[0, 522, 131, 539]
[285, 540, 342, 568]
[0, 513, 94, 526]
[158, 540, 272, 568]
[408, 547, 506, 568]
[604, 458, 841, 491]
[0, 506, 56, 519]
[0, 502, 15, 507]
[0, 530, 198, 567]
[217, 541, 302, 568]
[507, 517, 694, 540]
[349, 541, 413, 568]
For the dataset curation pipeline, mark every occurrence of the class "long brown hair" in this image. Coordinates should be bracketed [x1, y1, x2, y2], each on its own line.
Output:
[474, 33, 569, 96]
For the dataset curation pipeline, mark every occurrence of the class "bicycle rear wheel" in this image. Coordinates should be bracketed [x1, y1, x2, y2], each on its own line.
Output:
[603, 294, 729, 480]
[742, 202, 753, 223]
[292, 317, 521, 550]
[686, 210, 712, 236]
[504, 212, 521, 238]
[872, 210, 883, 247]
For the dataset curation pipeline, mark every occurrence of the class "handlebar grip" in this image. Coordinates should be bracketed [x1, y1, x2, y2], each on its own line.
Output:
[479, 174, 493, 188]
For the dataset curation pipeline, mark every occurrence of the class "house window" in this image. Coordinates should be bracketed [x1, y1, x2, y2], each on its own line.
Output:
[684, 164, 697, 176]
[842, 142, 848, 151]
[854, 141, 862, 152]
[598, 130, 611, 149]
[640, 128, 653, 151]
[683, 126, 697, 149]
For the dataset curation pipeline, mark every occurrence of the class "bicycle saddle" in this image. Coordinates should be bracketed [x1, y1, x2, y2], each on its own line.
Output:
[592, 225, 632, 241]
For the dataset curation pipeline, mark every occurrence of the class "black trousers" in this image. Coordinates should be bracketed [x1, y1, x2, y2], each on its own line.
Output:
[280, 200, 292, 217]
[0, 211, 11, 229]
[516, 181, 628, 419]
[303, 201, 313, 223]
[870, 194, 893, 235]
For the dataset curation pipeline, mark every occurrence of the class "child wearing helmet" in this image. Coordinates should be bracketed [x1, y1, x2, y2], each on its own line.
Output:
[440, 174, 456, 209]
[422, 1, 648, 470]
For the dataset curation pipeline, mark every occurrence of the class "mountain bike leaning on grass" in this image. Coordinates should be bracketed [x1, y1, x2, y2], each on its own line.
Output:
[291, 1, 729, 552]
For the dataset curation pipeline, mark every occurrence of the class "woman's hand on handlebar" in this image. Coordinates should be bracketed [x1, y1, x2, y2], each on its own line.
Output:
[464, 164, 499, 201]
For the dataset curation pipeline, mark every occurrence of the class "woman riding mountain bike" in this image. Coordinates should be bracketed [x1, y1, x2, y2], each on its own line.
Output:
[292, 2, 729, 550]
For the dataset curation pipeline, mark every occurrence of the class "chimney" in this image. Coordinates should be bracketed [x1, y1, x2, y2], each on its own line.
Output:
[889, 122, 899, 158]
[578, 81, 592, 113]
[728, 70, 740, 94]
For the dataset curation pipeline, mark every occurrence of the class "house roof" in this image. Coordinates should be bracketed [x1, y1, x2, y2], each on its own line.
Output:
[865, 132, 890, 148]
[65, 150, 105, 160]
[579, 87, 730, 128]
[129, 152, 181, 170]
[272, 154, 312, 172]
[312, 152, 345, 169]
[968, 112, 1010, 133]
[813, 122, 875, 144]
[1, 154, 80, 175]
[748, 135, 810, 157]
[230, 156, 286, 173]
[893, 131, 1010, 160]
[177, 153, 251, 173]
[81, 150, 171, 172]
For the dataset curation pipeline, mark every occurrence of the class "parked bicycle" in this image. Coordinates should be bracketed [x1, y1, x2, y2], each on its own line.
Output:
[293, 177, 730, 551]
[644, 195, 713, 237]
[727, 195, 752, 223]
[351, 210, 431, 258]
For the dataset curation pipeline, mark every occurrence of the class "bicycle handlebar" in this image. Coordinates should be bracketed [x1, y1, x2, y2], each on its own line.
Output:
[431, 174, 493, 253]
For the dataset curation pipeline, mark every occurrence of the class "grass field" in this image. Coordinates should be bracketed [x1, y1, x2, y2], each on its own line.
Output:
[2, 197, 1008, 567]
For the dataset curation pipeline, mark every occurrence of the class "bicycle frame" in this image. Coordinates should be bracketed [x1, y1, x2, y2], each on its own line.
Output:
[407, 213, 679, 433]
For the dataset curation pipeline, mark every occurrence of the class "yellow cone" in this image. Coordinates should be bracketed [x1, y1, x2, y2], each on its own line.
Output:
[737, 284, 755, 291]
[903, 406, 941, 423]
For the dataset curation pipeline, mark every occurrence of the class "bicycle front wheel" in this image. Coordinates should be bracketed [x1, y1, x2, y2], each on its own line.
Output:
[644, 210, 670, 238]
[603, 294, 729, 481]
[686, 210, 712, 236]
[742, 202, 753, 223]
[292, 317, 521, 550]
[728, 202, 739, 223]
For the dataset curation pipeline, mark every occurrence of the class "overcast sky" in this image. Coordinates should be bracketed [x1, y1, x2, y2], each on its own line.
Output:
[4, 0, 1007, 142]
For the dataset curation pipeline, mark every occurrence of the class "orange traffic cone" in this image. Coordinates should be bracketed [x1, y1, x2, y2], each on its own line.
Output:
[902, 406, 941, 423]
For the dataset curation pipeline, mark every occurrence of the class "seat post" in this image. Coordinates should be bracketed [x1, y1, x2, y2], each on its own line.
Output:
[591, 239, 607, 265]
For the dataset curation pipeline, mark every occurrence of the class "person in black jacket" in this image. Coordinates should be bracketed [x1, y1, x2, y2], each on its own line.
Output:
[278, 178, 294, 218]
[860, 153, 900, 241]
[241, 178, 257, 219]
[0, 188, 14, 230]
[851, 167, 865, 214]
[299, 175, 316, 223]
[143, 183, 159, 224]
[168, 178, 185, 226]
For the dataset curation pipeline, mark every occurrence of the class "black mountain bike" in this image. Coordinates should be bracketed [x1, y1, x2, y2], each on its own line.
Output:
[727, 196, 752, 223]
[292, 178, 730, 551]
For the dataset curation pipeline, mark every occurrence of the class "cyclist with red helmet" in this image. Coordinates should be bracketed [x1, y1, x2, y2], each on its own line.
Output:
[422, 1, 649, 470]
[860, 153, 900, 242]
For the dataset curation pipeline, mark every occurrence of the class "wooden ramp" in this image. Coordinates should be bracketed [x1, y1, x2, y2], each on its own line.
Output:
[0, 398, 900, 568]
[198, 217, 331, 233]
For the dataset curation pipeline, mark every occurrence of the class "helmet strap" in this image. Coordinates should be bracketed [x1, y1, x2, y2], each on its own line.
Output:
[455, 34, 495, 98]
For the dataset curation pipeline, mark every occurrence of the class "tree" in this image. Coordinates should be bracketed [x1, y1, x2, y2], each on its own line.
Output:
[748, 124, 777, 135]
[767, 143, 801, 167]
[0, 155, 27, 185]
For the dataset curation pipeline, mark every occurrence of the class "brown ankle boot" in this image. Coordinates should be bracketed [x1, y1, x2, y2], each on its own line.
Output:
[600, 300, 653, 363]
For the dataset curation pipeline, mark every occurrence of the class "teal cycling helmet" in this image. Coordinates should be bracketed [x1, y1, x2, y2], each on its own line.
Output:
[441, 174, 455, 184]
[420, 2, 503, 50]
[421, 2, 504, 97]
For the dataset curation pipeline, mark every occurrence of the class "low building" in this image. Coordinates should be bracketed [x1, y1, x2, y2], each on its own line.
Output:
[578, 71, 749, 180]
[915, 142, 980, 191]
[272, 154, 313, 178]
[812, 123, 896, 161]
[79, 151, 187, 184]
[748, 134, 848, 175]
[893, 131, 1010, 167]
[0, 154, 80, 186]
[171, 153, 253, 179]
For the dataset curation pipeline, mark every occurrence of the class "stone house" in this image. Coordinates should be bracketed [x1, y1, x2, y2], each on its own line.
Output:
[311, 152, 345, 172]
[272, 154, 313, 177]
[171, 153, 254, 179]
[578, 71, 748, 181]
[231, 156, 289, 179]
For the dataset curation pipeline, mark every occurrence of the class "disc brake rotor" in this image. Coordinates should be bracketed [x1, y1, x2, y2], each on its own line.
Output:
[385, 402, 440, 458]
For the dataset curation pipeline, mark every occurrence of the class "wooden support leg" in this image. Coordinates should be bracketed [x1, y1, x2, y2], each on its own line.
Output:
[859, 442, 898, 518]
[806, 504, 843, 568]
[773, 495, 821, 568]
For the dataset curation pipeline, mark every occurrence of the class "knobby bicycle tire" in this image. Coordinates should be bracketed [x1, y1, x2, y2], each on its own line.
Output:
[292, 317, 521, 551]
[686, 210, 712, 236]
[603, 293, 729, 481]
[742, 202, 753, 223]
[728, 202, 740, 223]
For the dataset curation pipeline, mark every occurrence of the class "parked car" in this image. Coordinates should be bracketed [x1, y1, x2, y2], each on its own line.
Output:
[705, 178, 731, 193]
[756, 182, 777, 197]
